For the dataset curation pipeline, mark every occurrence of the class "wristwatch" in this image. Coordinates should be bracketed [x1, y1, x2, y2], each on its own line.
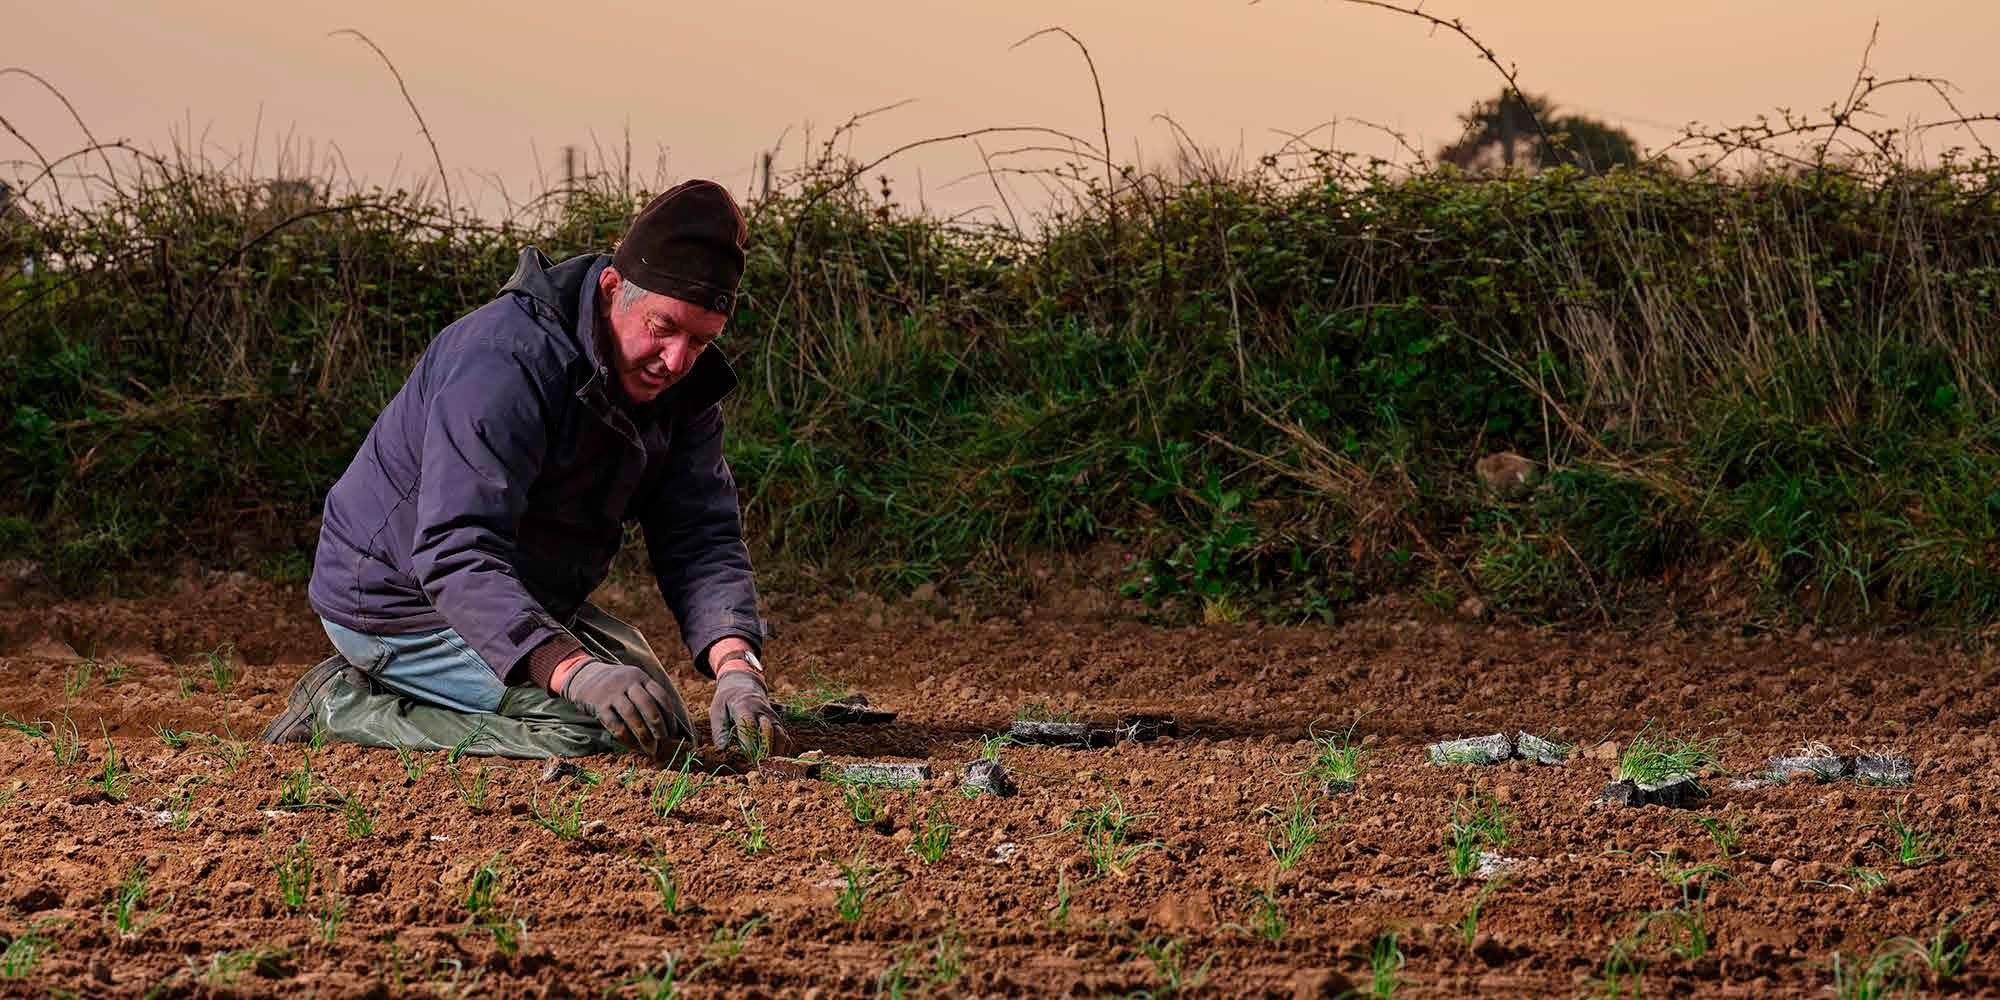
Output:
[715, 648, 764, 676]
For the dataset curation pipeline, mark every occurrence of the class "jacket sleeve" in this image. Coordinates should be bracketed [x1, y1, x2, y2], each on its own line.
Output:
[640, 402, 765, 676]
[407, 335, 578, 681]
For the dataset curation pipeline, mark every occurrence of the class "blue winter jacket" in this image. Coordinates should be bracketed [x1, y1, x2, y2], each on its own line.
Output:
[308, 248, 765, 681]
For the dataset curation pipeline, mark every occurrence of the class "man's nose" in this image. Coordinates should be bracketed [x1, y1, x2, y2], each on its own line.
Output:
[661, 337, 693, 375]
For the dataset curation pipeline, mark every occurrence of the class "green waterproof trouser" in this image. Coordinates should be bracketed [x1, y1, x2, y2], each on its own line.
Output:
[314, 604, 675, 759]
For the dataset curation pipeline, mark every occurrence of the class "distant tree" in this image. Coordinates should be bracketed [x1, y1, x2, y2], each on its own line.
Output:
[1440, 90, 1642, 175]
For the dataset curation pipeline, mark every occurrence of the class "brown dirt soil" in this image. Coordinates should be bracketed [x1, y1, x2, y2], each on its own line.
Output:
[1, 578, 1998, 998]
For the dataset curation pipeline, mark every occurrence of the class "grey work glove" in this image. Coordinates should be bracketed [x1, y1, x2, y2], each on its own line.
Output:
[561, 659, 696, 758]
[708, 668, 788, 755]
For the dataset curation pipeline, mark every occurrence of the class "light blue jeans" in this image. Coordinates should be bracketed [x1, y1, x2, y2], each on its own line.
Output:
[321, 618, 509, 714]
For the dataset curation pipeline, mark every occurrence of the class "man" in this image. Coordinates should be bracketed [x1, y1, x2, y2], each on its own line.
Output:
[262, 179, 785, 760]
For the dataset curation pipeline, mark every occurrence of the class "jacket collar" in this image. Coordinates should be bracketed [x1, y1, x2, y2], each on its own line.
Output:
[499, 246, 740, 420]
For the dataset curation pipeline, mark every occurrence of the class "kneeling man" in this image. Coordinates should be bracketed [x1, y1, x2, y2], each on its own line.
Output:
[263, 180, 784, 760]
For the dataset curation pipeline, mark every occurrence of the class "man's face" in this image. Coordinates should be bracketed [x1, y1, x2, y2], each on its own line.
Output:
[597, 267, 728, 404]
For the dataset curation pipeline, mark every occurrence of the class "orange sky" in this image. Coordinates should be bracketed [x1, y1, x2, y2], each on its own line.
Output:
[6, 0, 1996, 221]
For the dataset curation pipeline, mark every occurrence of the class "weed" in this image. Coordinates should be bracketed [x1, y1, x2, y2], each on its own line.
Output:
[393, 743, 427, 781]
[1690, 812, 1745, 859]
[645, 857, 680, 915]
[925, 932, 965, 988]
[168, 780, 200, 831]
[649, 751, 710, 818]
[107, 861, 152, 936]
[317, 893, 347, 944]
[1445, 794, 1511, 880]
[843, 782, 884, 824]
[705, 916, 764, 962]
[203, 946, 289, 986]
[1592, 923, 1649, 999]
[1244, 890, 1287, 942]
[1882, 908, 1975, 989]
[101, 660, 130, 684]
[1617, 725, 1720, 787]
[462, 854, 520, 955]
[1457, 880, 1504, 951]
[275, 752, 321, 811]
[835, 854, 875, 922]
[65, 662, 92, 701]
[623, 954, 684, 1000]
[1014, 701, 1075, 723]
[154, 726, 193, 749]
[530, 792, 587, 840]
[445, 721, 489, 764]
[1135, 935, 1213, 996]
[1364, 933, 1406, 998]
[1297, 715, 1371, 785]
[974, 732, 1015, 761]
[1867, 798, 1944, 867]
[342, 794, 374, 838]
[274, 838, 314, 910]
[1065, 793, 1161, 878]
[1264, 783, 1324, 870]
[616, 764, 640, 788]
[736, 725, 771, 766]
[92, 723, 131, 802]
[0, 919, 58, 978]
[778, 670, 852, 722]
[1803, 866, 1889, 895]
[174, 663, 198, 701]
[202, 643, 237, 694]
[876, 954, 914, 999]
[1827, 949, 1902, 1000]
[0, 713, 39, 740]
[909, 803, 954, 864]
[192, 727, 250, 772]
[736, 804, 769, 855]
[449, 765, 489, 811]
[1048, 872, 1072, 928]
[32, 712, 83, 767]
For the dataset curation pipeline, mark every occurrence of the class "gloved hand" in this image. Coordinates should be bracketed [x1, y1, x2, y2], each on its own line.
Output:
[709, 667, 788, 756]
[561, 659, 696, 757]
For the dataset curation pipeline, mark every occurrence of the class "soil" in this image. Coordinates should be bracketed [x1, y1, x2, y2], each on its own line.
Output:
[2, 577, 1998, 997]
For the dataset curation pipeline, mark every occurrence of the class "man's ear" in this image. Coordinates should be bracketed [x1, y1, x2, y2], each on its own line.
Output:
[598, 265, 623, 303]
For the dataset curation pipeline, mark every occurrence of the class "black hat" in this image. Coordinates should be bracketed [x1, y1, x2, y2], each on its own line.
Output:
[612, 179, 747, 314]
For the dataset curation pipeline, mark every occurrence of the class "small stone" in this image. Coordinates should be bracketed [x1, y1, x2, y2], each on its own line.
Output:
[580, 819, 608, 837]
[989, 842, 1021, 865]
[1428, 734, 1513, 766]
[959, 758, 1018, 797]
[1766, 755, 1847, 782]
[1585, 741, 1621, 762]
[1475, 851, 1511, 878]
[539, 758, 585, 784]
[1008, 721, 1093, 748]
[1515, 732, 1570, 765]
[838, 762, 930, 788]
[1851, 755, 1914, 786]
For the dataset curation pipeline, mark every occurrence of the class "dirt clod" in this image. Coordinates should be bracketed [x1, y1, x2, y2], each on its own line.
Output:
[1428, 733, 1513, 766]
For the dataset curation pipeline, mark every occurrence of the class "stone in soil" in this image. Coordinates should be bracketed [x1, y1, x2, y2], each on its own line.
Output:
[808, 693, 898, 725]
[1427, 733, 1513, 766]
[1851, 755, 1914, 785]
[1598, 775, 1704, 808]
[837, 762, 931, 788]
[1766, 755, 1847, 782]
[1475, 851, 1512, 878]
[1008, 720, 1094, 748]
[1515, 732, 1570, 765]
[959, 758, 1017, 797]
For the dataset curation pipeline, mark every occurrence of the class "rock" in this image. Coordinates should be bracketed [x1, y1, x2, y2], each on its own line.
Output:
[837, 762, 930, 788]
[1851, 755, 1914, 786]
[959, 758, 1017, 797]
[1766, 755, 1846, 782]
[1458, 595, 1489, 620]
[1515, 732, 1570, 765]
[1475, 851, 1511, 878]
[1428, 734, 1513, 766]
[988, 842, 1021, 865]
[1008, 720, 1093, 748]
[539, 758, 586, 784]
[1585, 741, 1621, 762]
[1475, 452, 1538, 499]
[1599, 775, 1703, 808]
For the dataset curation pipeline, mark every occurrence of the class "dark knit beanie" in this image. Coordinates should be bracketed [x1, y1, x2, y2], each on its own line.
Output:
[612, 179, 747, 314]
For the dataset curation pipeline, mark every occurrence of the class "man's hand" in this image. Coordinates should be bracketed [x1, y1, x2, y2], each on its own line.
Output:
[708, 666, 788, 755]
[561, 659, 696, 757]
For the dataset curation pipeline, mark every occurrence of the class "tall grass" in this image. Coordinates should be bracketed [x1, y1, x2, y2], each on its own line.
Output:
[3, 99, 1997, 629]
